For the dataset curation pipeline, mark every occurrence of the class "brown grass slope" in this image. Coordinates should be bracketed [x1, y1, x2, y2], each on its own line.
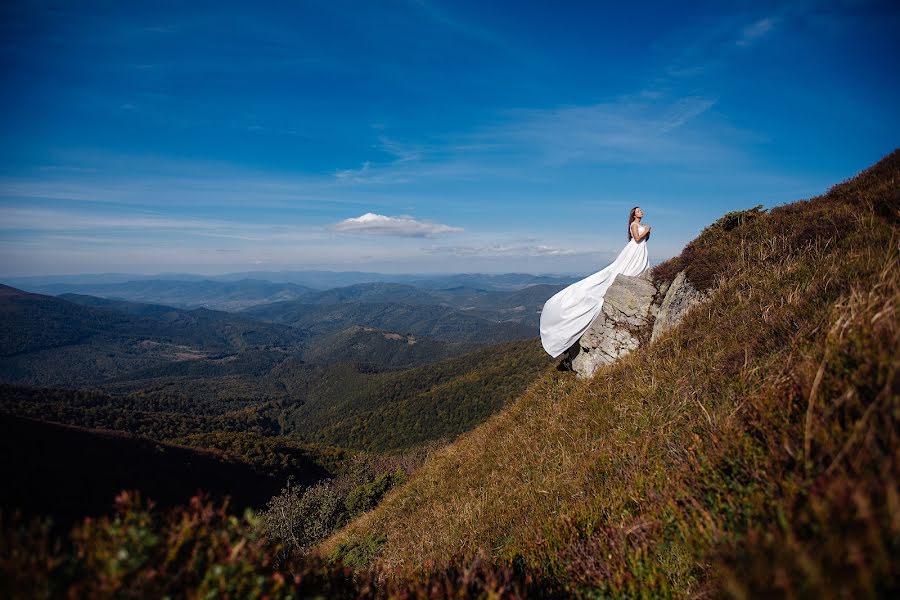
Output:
[318, 150, 900, 597]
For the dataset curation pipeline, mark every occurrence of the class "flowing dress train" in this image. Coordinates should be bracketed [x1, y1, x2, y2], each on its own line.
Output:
[539, 223, 650, 357]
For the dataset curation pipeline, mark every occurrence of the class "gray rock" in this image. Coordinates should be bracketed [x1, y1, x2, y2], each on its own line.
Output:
[562, 269, 708, 379]
[650, 271, 707, 343]
[568, 273, 660, 379]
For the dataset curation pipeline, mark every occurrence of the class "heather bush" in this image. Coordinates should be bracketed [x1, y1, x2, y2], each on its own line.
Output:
[1, 492, 538, 598]
[258, 451, 420, 558]
[1, 491, 364, 599]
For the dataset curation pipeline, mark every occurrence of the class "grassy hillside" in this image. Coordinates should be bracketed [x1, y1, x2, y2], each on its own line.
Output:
[318, 150, 899, 597]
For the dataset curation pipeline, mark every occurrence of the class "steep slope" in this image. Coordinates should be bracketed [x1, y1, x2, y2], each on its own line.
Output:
[319, 151, 899, 597]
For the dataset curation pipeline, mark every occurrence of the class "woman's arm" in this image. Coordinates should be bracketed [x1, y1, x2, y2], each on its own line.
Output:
[631, 221, 650, 241]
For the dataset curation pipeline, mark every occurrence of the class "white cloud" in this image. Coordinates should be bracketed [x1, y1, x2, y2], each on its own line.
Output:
[328, 212, 463, 237]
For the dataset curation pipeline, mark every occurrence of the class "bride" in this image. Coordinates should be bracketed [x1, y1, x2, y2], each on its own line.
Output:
[540, 207, 651, 358]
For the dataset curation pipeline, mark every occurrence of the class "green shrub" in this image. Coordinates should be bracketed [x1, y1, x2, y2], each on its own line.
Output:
[345, 468, 406, 518]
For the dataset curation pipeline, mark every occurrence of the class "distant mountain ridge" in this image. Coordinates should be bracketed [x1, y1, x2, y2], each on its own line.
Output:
[13, 277, 573, 317]
[28, 278, 316, 311]
[0, 281, 556, 453]
[7, 270, 587, 291]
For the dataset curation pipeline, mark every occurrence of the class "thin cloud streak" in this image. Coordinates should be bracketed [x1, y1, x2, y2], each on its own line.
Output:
[736, 17, 778, 46]
[423, 243, 578, 257]
[472, 96, 721, 166]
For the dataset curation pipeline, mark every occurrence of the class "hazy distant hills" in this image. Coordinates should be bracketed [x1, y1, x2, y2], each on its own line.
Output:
[0, 285, 308, 387]
[0, 282, 554, 452]
[27, 278, 316, 311]
[0, 271, 557, 518]
[0, 280, 546, 385]
[283, 282, 448, 305]
[6, 274, 569, 358]
[10, 270, 582, 291]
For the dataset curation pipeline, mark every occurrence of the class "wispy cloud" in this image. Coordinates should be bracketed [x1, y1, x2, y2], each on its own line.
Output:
[377, 136, 425, 163]
[466, 95, 721, 166]
[0, 207, 225, 231]
[641, 10, 786, 97]
[328, 212, 463, 237]
[404, 0, 528, 60]
[424, 243, 577, 257]
[736, 17, 778, 46]
[335, 161, 372, 181]
[0, 207, 330, 244]
[330, 94, 728, 186]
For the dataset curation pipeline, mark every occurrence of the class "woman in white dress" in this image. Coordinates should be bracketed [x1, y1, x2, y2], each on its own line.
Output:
[540, 207, 651, 357]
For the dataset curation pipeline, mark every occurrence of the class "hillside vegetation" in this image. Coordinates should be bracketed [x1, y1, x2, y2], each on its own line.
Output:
[1, 337, 552, 455]
[319, 150, 899, 597]
[281, 338, 555, 451]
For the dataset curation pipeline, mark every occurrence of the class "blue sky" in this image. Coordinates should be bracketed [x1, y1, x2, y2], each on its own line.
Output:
[1, 0, 898, 277]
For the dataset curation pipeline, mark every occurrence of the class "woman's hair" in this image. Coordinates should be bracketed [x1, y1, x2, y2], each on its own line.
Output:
[627, 207, 640, 241]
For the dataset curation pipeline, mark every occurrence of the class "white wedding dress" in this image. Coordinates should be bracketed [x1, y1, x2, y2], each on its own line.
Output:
[540, 223, 650, 357]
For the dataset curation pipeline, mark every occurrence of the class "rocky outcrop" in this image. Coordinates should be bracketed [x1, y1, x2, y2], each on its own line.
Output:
[650, 271, 707, 343]
[567, 271, 660, 378]
[562, 269, 708, 379]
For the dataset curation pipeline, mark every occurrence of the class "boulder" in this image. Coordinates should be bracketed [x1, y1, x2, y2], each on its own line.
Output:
[562, 269, 708, 379]
[567, 271, 661, 379]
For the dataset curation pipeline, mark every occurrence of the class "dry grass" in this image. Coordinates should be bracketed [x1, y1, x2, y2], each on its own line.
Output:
[318, 150, 899, 597]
